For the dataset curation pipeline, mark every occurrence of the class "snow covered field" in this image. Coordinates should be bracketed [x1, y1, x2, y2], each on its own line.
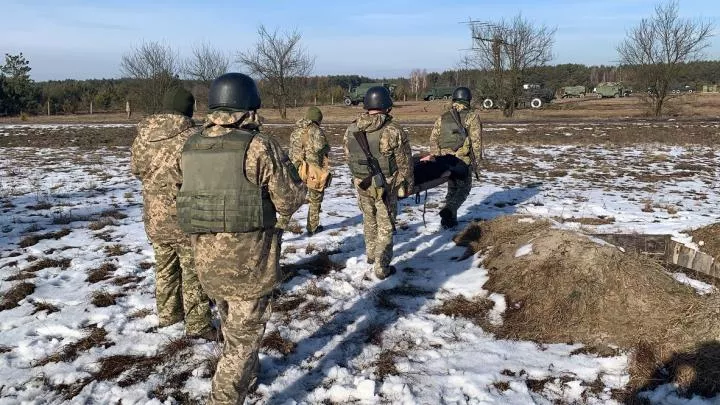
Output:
[0, 137, 718, 404]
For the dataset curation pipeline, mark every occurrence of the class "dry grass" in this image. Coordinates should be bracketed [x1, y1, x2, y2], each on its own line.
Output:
[88, 217, 116, 231]
[455, 215, 720, 398]
[690, 223, 720, 259]
[90, 290, 123, 307]
[555, 216, 616, 225]
[138, 262, 153, 270]
[86, 262, 118, 283]
[104, 244, 129, 257]
[430, 295, 495, 325]
[261, 330, 296, 355]
[31, 300, 60, 315]
[100, 209, 128, 220]
[111, 275, 143, 286]
[18, 228, 71, 248]
[128, 308, 154, 320]
[281, 251, 345, 277]
[0, 282, 35, 311]
[27, 201, 53, 210]
[375, 350, 400, 380]
[6, 258, 73, 281]
[0, 345, 11, 353]
[36, 325, 113, 366]
[273, 296, 306, 313]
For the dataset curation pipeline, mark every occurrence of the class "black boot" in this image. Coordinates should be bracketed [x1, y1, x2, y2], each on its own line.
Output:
[440, 208, 458, 229]
[307, 225, 324, 236]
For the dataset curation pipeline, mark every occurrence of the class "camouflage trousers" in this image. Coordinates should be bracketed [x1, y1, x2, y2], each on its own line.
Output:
[307, 189, 324, 232]
[193, 230, 282, 405]
[444, 170, 472, 219]
[356, 184, 397, 274]
[151, 241, 211, 335]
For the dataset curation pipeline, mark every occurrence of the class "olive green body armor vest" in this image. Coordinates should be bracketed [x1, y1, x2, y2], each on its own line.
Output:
[346, 125, 397, 180]
[177, 130, 276, 233]
[438, 110, 469, 151]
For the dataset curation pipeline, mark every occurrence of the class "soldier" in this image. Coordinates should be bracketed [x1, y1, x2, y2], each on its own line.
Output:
[344, 86, 414, 279]
[177, 73, 306, 405]
[130, 87, 214, 339]
[288, 106, 330, 235]
[426, 86, 482, 229]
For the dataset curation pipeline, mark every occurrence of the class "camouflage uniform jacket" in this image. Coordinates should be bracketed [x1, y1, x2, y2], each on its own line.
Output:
[190, 111, 307, 300]
[197, 110, 307, 219]
[289, 119, 330, 169]
[344, 112, 414, 193]
[131, 113, 196, 244]
[429, 102, 482, 166]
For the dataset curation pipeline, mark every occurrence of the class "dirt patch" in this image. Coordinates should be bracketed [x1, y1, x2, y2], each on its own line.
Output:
[31, 300, 60, 315]
[261, 330, 296, 355]
[36, 325, 113, 366]
[454, 215, 720, 398]
[18, 228, 71, 248]
[281, 251, 345, 278]
[86, 262, 118, 283]
[690, 223, 720, 259]
[430, 295, 494, 325]
[6, 258, 72, 281]
[0, 282, 35, 311]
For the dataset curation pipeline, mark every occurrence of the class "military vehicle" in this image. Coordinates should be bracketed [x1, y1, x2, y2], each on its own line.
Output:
[559, 85, 586, 98]
[344, 83, 396, 106]
[423, 86, 454, 101]
[481, 84, 555, 109]
[593, 82, 629, 98]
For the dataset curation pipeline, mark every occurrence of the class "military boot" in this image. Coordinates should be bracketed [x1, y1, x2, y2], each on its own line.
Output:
[440, 208, 458, 229]
[374, 265, 396, 280]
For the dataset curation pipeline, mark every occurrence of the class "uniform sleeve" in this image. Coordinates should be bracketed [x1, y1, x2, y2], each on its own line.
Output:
[130, 125, 146, 178]
[466, 111, 483, 162]
[429, 116, 442, 156]
[288, 129, 302, 168]
[311, 126, 330, 168]
[245, 136, 307, 218]
[383, 126, 414, 191]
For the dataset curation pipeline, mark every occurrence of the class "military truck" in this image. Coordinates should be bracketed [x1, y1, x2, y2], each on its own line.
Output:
[559, 85, 586, 98]
[423, 86, 454, 101]
[344, 82, 396, 106]
[481, 84, 554, 109]
[593, 82, 629, 98]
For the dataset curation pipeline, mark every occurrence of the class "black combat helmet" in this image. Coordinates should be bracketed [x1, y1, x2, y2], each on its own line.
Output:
[208, 73, 261, 111]
[363, 86, 393, 110]
[452, 87, 472, 103]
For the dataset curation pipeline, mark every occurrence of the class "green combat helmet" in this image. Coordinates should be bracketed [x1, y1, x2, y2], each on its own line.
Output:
[306, 106, 323, 124]
[162, 87, 195, 118]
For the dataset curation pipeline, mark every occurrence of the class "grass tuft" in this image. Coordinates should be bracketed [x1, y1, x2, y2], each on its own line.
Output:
[0, 282, 35, 311]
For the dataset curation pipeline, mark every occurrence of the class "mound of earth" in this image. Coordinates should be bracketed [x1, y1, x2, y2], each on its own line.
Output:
[690, 223, 720, 259]
[453, 216, 720, 398]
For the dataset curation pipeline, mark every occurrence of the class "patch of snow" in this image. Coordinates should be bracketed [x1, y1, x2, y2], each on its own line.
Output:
[514, 243, 533, 257]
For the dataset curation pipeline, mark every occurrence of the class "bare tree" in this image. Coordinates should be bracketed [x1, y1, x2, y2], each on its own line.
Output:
[410, 69, 428, 100]
[617, 1, 713, 116]
[468, 15, 555, 117]
[237, 25, 315, 119]
[182, 42, 231, 82]
[120, 41, 180, 113]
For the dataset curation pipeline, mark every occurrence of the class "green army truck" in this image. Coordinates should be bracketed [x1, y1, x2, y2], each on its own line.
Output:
[344, 82, 396, 106]
[593, 82, 630, 98]
[423, 87, 454, 101]
[559, 85, 586, 98]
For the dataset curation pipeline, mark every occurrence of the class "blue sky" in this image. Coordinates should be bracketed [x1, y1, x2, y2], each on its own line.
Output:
[1, 0, 718, 81]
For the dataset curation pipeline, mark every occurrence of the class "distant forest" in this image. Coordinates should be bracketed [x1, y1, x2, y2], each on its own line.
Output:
[7, 60, 720, 115]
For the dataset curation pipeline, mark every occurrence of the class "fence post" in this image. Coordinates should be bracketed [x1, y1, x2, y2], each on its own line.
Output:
[47, 101, 50, 116]
[331, 95, 334, 105]
[90, 101, 93, 115]
[126, 101, 131, 119]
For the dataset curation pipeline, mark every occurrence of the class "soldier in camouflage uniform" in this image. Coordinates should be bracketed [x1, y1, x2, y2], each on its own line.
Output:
[344, 86, 414, 279]
[130, 87, 213, 338]
[289, 106, 330, 234]
[177, 73, 306, 405]
[427, 87, 482, 228]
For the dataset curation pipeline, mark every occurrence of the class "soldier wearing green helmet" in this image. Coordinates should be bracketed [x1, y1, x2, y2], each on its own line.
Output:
[288, 106, 331, 234]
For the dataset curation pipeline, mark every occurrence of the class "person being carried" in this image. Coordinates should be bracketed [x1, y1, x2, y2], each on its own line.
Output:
[288, 106, 331, 235]
[344, 86, 414, 279]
